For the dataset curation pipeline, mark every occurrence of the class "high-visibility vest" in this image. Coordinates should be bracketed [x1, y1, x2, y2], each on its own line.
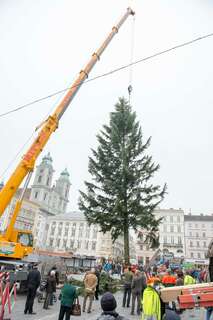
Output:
[142, 286, 161, 320]
[184, 275, 195, 285]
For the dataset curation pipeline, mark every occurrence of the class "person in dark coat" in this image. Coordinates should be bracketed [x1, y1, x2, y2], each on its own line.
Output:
[24, 264, 41, 314]
[49, 265, 60, 285]
[122, 266, 133, 308]
[207, 239, 213, 281]
[43, 270, 56, 309]
[97, 292, 128, 320]
[131, 270, 147, 315]
[95, 267, 100, 300]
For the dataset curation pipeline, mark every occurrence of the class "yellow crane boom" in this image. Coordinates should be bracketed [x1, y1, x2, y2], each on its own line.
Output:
[0, 8, 135, 259]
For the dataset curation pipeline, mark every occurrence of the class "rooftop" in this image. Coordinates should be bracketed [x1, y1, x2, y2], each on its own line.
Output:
[184, 214, 213, 222]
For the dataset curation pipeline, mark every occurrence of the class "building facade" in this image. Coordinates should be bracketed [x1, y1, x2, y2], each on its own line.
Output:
[30, 153, 71, 215]
[184, 214, 213, 265]
[43, 211, 125, 260]
[0, 154, 70, 249]
[136, 208, 185, 265]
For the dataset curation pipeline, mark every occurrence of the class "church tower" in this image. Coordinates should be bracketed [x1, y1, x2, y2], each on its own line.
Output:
[55, 168, 71, 213]
[30, 152, 54, 206]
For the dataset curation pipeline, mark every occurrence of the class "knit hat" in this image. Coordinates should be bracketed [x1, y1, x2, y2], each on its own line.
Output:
[101, 292, 117, 311]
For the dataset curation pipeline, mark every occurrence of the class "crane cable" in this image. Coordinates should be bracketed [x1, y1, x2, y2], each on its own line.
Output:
[128, 13, 135, 104]
[0, 32, 212, 119]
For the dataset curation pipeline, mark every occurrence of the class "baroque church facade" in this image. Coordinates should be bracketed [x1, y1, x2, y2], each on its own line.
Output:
[30, 152, 71, 216]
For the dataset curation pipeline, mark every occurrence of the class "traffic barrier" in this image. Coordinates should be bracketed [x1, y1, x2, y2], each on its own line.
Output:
[0, 272, 17, 320]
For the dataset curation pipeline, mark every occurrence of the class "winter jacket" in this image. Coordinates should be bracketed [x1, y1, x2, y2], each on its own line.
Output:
[60, 283, 77, 307]
[175, 278, 184, 286]
[46, 275, 56, 293]
[27, 269, 41, 289]
[84, 272, 97, 293]
[48, 268, 59, 285]
[131, 274, 146, 294]
[96, 311, 128, 320]
[122, 271, 133, 288]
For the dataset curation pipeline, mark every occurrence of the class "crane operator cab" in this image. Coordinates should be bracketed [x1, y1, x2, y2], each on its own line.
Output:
[0, 230, 33, 260]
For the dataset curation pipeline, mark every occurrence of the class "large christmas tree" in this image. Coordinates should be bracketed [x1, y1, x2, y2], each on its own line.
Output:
[79, 97, 166, 263]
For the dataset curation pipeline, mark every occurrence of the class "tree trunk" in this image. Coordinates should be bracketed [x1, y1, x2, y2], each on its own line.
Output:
[123, 223, 130, 265]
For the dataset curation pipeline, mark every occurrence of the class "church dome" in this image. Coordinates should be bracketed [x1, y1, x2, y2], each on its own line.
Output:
[42, 152, 53, 165]
[59, 168, 70, 181]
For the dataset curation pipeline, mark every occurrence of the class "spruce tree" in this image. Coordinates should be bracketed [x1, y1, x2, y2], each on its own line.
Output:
[79, 97, 166, 263]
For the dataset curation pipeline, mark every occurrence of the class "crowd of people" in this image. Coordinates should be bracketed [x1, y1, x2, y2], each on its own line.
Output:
[23, 260, 213, 320]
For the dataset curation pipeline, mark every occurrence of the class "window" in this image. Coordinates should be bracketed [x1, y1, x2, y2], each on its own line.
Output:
[64, 227, 68, 236]
[58, 223, 63, 236]
[92, 242, 96, 250]
[189, 231, 192, 237]
[195, 224, 198, 228]
[196, 232, 199, 238]
[63, 239, 67, 248]
[177, 216, 180, 223]
[46, 177, 50, 186]
[70, 240, 74, 249]
[171, 236, 174, 244]
[85, 241, 89, 250]
[190, 241, 193, 247]
[140, 245, 143, 251]
[34, 191, 38, 199]
[93, 227, 98, 239]
[49, 239, 53, 247]
[178, 236, 182, 244]
[170, 216, 173, 223]
[190, 252, 194, 258]
[38, 175, 42, 183]
[198, 252, 201, 259]
[203, 232, 206, 238]
[86, 227, 90, 238]
[57, 239, 60, 247]
[50, 226, 55, 236]
[77, 240, 81, 249]
[163, 225, 167, 232]
[189, 223, 192, 228]
[197, 241, 200, 247]
[163, 236, 167, 244]
[177, 225, 181, 233]
[170, 226, 174, 233]
[43, 193, 47, 201]
[71, 223, 76, 237]
[204, 241, 206, 247]
[79, 223, 84, 237]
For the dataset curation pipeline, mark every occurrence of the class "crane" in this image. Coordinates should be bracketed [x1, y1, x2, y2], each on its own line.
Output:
[0, 8, 135, 260]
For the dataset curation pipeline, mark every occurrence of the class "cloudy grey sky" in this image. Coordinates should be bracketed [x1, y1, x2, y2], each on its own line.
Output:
[0, 0, 213, 214]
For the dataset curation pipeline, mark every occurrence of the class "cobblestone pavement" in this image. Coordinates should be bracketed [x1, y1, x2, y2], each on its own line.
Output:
[7, 290, 206, 320]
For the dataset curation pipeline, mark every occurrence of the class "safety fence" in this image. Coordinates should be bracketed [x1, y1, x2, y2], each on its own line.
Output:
[0, 272, 16, 320]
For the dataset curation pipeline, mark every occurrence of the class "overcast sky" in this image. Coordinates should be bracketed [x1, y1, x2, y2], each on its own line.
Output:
[0, 0, 213, 215]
